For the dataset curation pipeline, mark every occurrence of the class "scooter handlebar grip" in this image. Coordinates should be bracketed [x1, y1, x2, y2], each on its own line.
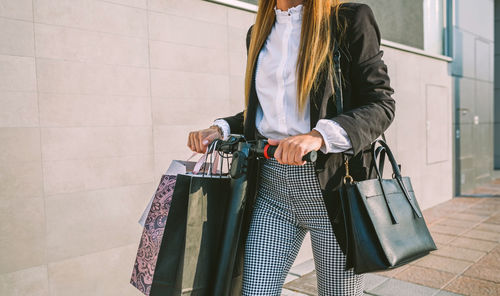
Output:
[264, 145, 317, 162]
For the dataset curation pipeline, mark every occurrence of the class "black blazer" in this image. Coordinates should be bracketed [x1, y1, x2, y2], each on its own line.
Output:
[215, 2, 395, 252]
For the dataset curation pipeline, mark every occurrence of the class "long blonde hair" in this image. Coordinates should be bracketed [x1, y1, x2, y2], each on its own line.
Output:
[243, 0, 348, 121]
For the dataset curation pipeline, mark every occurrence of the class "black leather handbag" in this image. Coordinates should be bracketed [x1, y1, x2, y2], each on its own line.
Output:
[331, 42, 437, 274]
[339, 139, 437, 274]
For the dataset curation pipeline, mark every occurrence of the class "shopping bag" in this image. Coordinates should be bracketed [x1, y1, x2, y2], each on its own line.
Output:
[339, 139, 437, 274]
[149, 149, 243, 295]
[130, 150, 221, 295]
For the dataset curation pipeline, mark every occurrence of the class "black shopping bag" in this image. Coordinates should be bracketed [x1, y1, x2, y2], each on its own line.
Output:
[150, 162, 246, 295]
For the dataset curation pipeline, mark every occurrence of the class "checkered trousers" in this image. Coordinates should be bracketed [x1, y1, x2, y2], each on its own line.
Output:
[242, 157, 365, 296]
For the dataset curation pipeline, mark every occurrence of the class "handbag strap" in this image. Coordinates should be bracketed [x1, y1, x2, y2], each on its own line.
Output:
[331, 39, 388, 185]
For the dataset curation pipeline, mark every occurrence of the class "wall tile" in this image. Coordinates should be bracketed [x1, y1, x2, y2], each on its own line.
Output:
[153, 124, 203, 155]
[36, 59, 150, 96]
[0, 18, 34, 57]
[45, 183, 153, 262]
[228, 75, 245, 114]
[227, 5, 255, 29]
[475, 39, 491, 82]
[38, 93, 151, 127]
[0, 127, 41, 163]
[41, 126, 153, 161]
[34, 0, 148, 38]
[0, 161, 43, 201]
[0, 92, 39, 127]
[0, 197, 46, 273]
[475, 81, 494, 123]
[455, 0, 494, 41]
[0, 55, 36, 92]
[148, 0, 227, 26]
[229, 51, 246, 76]
[0, 0, 33, 21]
[228, 26, 248, 53]
[43, 154, 154, 195]
[451, 28, 476, 79]
[152, 97, 230, 126]
[149, 40, 228, 74]
[454, 77, 476, 124]
[0, 265, 49, 296]
[149, 11, 227, 50]
[35, 24, 149, 67]
[48, 244, 140, 296]
[99, 0, 147, 9]
[426, 85, 451, 164]
[150, 68, 228, 99]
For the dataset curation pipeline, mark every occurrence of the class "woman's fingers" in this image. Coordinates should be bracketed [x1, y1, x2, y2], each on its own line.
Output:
[188, 132, 196, 152]
[187, 128, 221, 154]
[275, 138, 308, 166]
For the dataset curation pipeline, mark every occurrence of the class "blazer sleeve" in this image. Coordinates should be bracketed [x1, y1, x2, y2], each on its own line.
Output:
[328, 3, 396, 156]
[212, 25, 255, 135]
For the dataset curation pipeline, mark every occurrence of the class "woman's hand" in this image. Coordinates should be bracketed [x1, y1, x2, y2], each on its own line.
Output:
[187, 126, 222, 154]
[268, 130, 324, 165]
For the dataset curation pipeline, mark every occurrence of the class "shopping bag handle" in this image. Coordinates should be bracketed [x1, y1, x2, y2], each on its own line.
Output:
[188, 139, 222, 175]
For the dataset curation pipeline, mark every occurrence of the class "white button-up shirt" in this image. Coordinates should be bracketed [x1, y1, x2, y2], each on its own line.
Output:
[214, 3, 353, 154]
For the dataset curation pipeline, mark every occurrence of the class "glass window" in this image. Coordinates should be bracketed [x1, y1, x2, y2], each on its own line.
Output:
[354, 0, 425, 49]
[205, 0, 258, 12]
[354, 0, 447, 56]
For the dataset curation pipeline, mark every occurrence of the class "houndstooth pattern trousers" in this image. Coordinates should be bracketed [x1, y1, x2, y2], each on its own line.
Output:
[242, 157, 365, 296]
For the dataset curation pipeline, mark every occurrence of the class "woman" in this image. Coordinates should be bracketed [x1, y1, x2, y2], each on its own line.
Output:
[187, 0, 395, 295]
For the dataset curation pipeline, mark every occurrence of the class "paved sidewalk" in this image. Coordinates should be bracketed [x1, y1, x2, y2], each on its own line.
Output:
[281, 197, 500, 296]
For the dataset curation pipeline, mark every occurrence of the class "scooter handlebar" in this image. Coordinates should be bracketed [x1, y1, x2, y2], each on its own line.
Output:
[263, 144, 317, 162]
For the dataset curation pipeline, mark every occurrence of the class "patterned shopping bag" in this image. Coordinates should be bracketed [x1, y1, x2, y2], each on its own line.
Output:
[130, 173, 177, 295]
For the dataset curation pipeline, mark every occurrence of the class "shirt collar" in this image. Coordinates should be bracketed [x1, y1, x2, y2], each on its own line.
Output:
[274, 3, 303, 24]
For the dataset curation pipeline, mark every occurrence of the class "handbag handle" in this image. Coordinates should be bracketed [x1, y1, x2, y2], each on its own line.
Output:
[372, 145, 386, 178]
[370, 139, 401, 179]
[371, 139, 423, 219]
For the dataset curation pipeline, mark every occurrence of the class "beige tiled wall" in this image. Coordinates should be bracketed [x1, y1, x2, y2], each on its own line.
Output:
[0, 0, 253, 295]
[0, 0, 453, 295]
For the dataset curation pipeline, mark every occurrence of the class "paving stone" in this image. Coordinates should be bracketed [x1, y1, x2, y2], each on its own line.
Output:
[451, 213, 489, 222]
[436, 218, 479, 229]
[288, 259, 315, 277]
[363, 274, 390, 291]
[283, 271, 317, 295]
[431, 245, 486, 262]
[463, 263, 500, 283]
[431, 233, 457, 245]
[429, 224, 469, 236]
[393, 265, 456, 289]
[484, 214, 500, 225]
[473, 223, 500, 233]
[462, 208, 497, 216]
[423, 207, 454, 224]
[461, 229, 500, 242]
[492, 245, 500, 254]
[374, 264, 410, 278]
[367, 278, 439, 296]
[449, 237, 497, 252]
[413, 254, 472, 274]
[443, 276, 500, 296]
[433, 290, 464, 296]
[284, 273, 300, 284]
[281, 288, 310, 296]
